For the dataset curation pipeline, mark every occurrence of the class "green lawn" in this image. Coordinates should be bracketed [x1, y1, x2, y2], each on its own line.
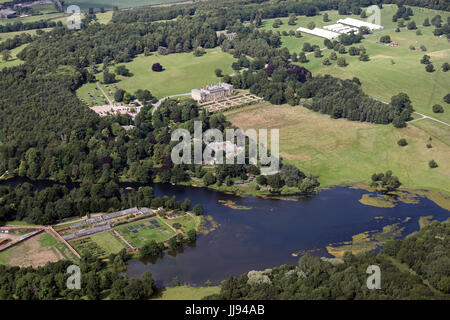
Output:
[116, 217, 175, 248]
[154, 285, 220, 300]
[164, 214, 200, 233]
[226, 103, 450, 194]
[108, 48, 236, 99]
[89, 231, 127, 255]
[76, 82, 112, 107]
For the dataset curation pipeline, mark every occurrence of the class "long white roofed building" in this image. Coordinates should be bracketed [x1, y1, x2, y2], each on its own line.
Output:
[337, 18, 383, 31]
[296, 27, 340, 40]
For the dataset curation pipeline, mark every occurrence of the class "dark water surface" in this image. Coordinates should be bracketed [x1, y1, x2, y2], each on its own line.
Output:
[1, 178, 448, 286]
[128, 184, 449, 286]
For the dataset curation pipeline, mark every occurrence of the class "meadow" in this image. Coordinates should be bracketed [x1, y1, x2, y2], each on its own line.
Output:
[263, 5, 450, 124]
[225, 103, 450, 194]
[65, 0, 187, 11]
[85, 48, 236, 99]
[153, 285, 220, 300]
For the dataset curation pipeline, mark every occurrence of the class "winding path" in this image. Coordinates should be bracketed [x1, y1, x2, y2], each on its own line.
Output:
[152, 93, 191, 114]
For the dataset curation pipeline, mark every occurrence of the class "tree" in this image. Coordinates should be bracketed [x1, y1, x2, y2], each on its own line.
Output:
[322, 58, 331, 66]
[425, 63, 434, 72]
[329, 51, 337, 60]
[423, 18, 430, 27]
[203, 172, 216, 186]
[314, 48, 322, 58]
[407, 21, 417, 30]
[420, 55, 431, 64]
[187, 229, 196, 242]
[429, 160, 438, 168]
[215, 68, 223, 77]
[2, 50, 11, 62]
[432, 104, 444, 113]
[359, 53, 369, 61]
[193, 47, 206, 57]
[441, 62, 450, 72]
[444, 94, 450, 104]
[323, 13, 329, 22]
[141, 272, 156, 298]
[371, 170, 402, 193]
[416, 29, 422, 35]
[397, 138, 408, 146]
[115, 65, 131, 76]
[379, 35, 391, 43]
[266, 173, 284, 190]
[307, 21, 315, 30]
[152, 63, 163, 72]
[298, 52, 308, 63]
[256, 175, 267, 185]
[103, 69, 116, 84]
[348, 47, 359, 56]
[337, 57, 347, 67]
[288, 13, 296, 25]
[302, 42, 312, 52]
[193, 204, 204, 215]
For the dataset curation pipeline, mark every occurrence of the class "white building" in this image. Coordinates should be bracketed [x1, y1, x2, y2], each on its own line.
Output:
[337, 18, 383, 31]
[296, 27, 340, 40]
[324, 23, 359, 34]
[191, 83, 234, 103]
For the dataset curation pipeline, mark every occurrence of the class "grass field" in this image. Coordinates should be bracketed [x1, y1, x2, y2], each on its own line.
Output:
[70, 231, 128, 258]
[116, 217, 175, 248]
[263, 6, 450, 124]
[106, 48, 236, 99]
[65, 0, 186, 11]
[153, 285, 220, 300]
[164, 214, 201, 233]
[76, 82, 113, 106]
[0, 231, 75, 267]
[225, 103, 450, 194]
[86, 231, 127, 256]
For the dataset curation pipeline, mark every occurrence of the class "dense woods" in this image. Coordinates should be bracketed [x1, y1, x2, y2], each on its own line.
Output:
[206, 220, 450, 300]
[0, 181, 205, 225]
[0, 250, 157, 300]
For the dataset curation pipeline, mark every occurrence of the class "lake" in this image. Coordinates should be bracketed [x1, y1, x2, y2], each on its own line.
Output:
[126, 183, 449, 286]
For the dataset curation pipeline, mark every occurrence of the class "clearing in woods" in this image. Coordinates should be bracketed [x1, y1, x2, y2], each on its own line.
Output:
[0, 231, 76, 267]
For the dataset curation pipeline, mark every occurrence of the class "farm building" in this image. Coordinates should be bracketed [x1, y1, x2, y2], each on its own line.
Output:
[324, 23, 359, 34]
[337, 18, 383, 31]
[296, 27, 340, 40]
[0, 9, 17, 18]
